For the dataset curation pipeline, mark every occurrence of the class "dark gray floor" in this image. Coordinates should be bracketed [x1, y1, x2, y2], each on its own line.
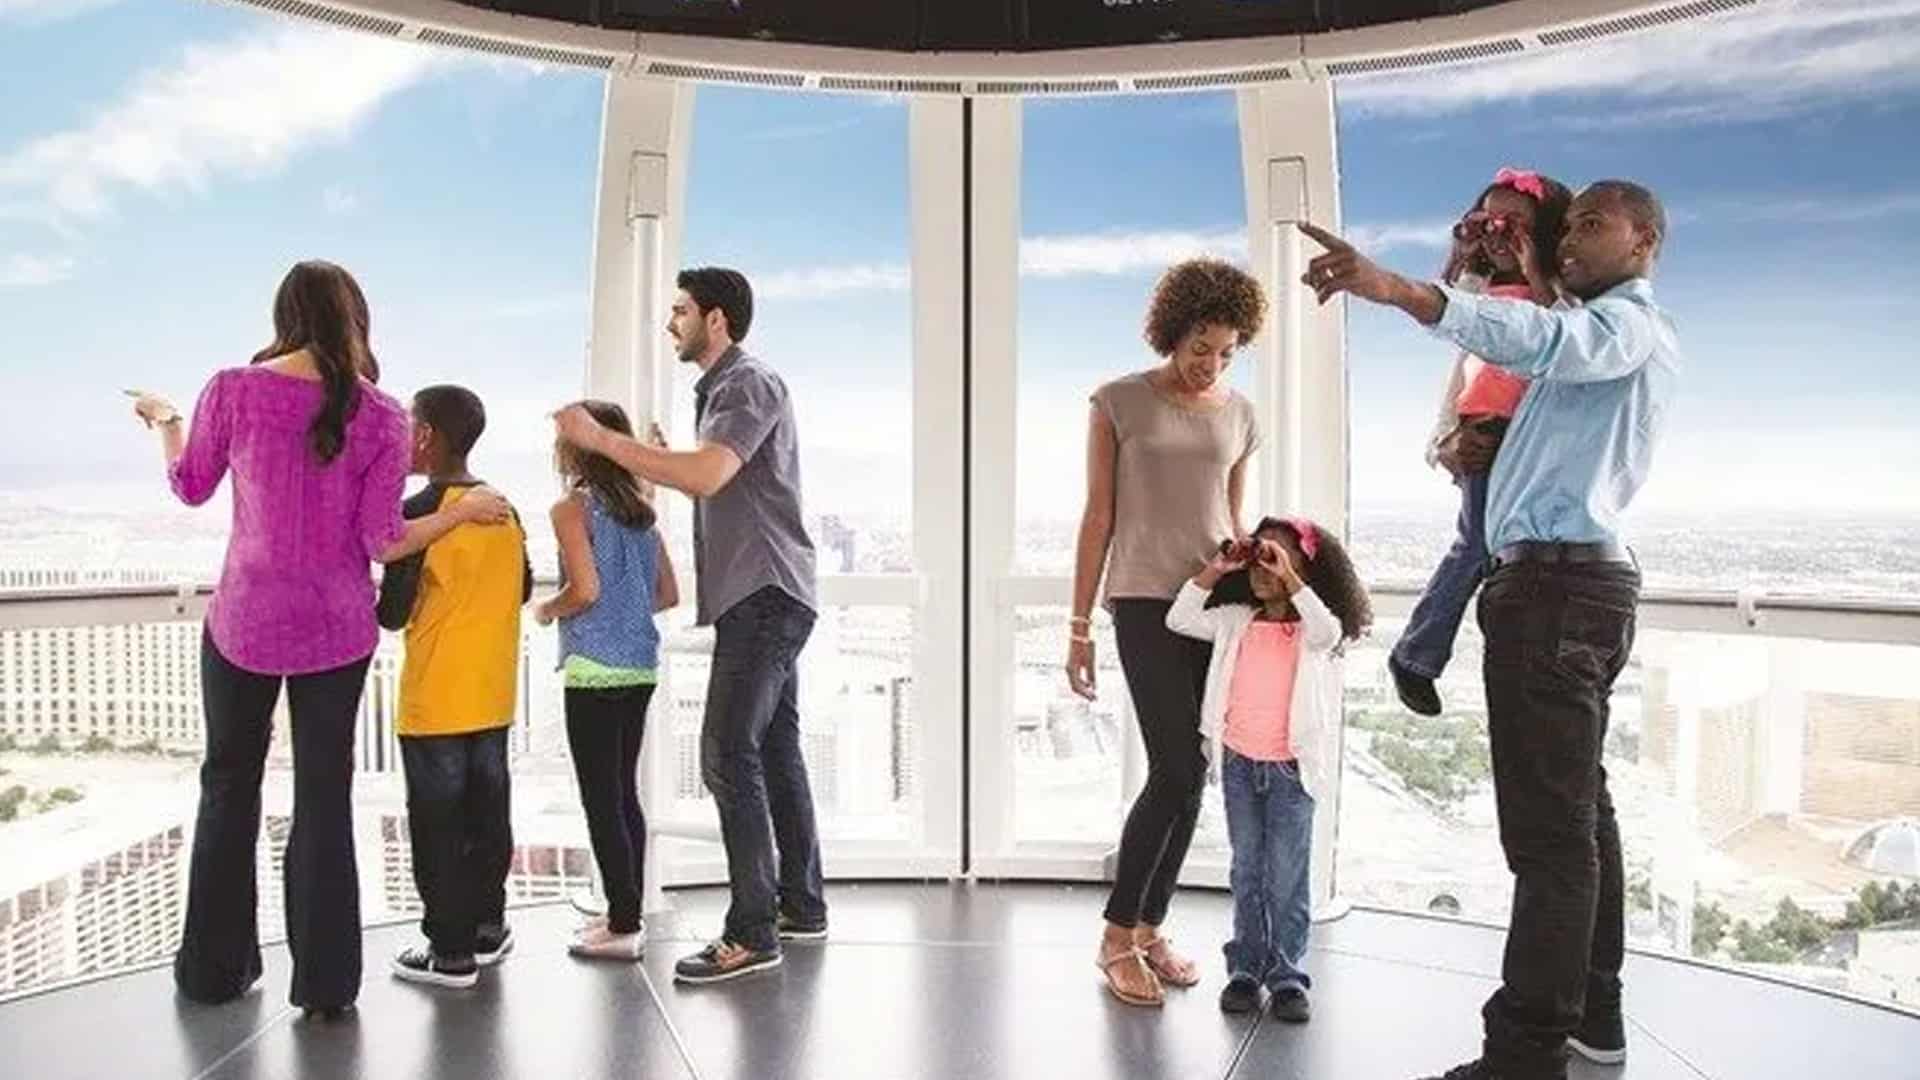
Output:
[0, 883, 1913, 1079]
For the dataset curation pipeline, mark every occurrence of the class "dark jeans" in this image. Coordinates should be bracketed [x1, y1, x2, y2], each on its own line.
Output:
[1222, 751, 1315, 993]
[175, 629, 369, 1010]
[1394, 467, 1491, 680]
[1104, 598, 1211, 928]
[565, 684, 655, 935]
[1477, 560, 1638, 1078]
[701, 586, 822, 953]
[401, 728, 512, 957]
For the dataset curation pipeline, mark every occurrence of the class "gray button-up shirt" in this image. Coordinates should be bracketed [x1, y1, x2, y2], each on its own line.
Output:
[692, 345, 818, 626]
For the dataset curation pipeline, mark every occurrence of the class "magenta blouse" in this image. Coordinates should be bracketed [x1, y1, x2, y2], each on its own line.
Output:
[168, 366, 410, 675]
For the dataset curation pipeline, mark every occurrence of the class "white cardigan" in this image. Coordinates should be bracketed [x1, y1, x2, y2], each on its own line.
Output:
[1164, 579, 1344, 801]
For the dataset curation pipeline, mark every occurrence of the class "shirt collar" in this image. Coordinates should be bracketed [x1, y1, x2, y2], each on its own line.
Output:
[694, 344, 745, 396]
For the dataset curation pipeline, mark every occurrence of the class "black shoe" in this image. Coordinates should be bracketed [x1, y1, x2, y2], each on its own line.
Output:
[777, 912, 829, 942]
[1218, 976, 1261, 1014]
[1269, 986, 1311, 1023]
[1569, 1007, 1627, 1065]
[1418, 1061, 1501, 1080]
[389, 945, 478, 989]
[475, 925, 515, 968]
[1389, 654, 1443, 716]
[674, 939, 783, 984]
[300, 1004, 356, 1022]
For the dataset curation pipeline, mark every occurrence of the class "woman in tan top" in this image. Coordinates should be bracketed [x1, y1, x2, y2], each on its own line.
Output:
[1069, 258, 1265, 1007]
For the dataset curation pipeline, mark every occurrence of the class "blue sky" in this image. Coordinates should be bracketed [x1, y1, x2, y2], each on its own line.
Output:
[2, 0, 1918, 532]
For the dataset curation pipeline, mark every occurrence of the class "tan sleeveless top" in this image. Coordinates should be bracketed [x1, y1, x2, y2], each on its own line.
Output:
[1094, 373, 1259, 604]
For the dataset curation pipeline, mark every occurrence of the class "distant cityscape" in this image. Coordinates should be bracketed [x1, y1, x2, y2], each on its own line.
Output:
[2, 499, 1917, 1008]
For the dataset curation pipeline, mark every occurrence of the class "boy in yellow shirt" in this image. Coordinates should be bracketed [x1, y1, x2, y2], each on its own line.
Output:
[376, 385, 531, 989]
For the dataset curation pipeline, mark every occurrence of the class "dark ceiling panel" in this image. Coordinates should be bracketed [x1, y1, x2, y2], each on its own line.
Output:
[445, 1, 1512, 51]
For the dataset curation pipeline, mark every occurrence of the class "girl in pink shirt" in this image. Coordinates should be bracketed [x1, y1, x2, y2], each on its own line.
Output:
[1166, 517, 1371, 1021]
[1390, 169, 1573, 718]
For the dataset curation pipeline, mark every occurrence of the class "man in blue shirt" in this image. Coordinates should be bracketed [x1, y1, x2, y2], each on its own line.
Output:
[1300, 181, 1679, 1080]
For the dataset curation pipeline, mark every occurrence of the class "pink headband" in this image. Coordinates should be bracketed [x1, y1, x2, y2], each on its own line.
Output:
[1282, 518, 1319, 562]
[1492, 166, 1546, 201]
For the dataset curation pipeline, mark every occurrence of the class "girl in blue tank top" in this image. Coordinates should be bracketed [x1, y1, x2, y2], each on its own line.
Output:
[533, 400, 679, 960]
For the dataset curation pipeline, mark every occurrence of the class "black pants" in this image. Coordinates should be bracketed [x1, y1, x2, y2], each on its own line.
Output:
[1104, 598, 1212, 928]
[565, 684, 654, 935]
[175, 629, 370, 1010]
[701, 586, 824, 953]
[400, 728, 512, 957]
[1477, 561, 1637, 1078]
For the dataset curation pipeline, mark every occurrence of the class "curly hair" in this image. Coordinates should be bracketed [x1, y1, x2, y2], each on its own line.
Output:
[1205, 516, 1373, 644]
[1142, 257, 1266, 357]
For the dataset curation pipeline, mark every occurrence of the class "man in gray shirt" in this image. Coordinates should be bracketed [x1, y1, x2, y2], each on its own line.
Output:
[554, 267, 822, 985]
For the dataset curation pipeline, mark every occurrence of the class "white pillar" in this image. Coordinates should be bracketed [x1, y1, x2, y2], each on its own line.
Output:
[583, 71, 693, 915]
[966, 98, 1024, 868]
[908, 96, 967, 870]
[1238, 80, 1350, 917]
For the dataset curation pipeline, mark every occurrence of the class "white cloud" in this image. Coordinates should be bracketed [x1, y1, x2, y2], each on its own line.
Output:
[1020, 228, 1246, 277]
[749, 221, 1445, 300]
[1345, 219, 1453, 253]
[321, 186, 359, 216]
[1339, 0, 1920, 123]
[0, 25, 444, 224]
[0, 252, 74, 287]
[756, 263, 912, 300]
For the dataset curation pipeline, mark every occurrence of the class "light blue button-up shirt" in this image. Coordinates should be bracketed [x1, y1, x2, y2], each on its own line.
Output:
[1432, 277, 1681, 554]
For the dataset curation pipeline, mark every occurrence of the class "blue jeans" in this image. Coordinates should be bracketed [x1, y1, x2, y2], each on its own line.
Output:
[701, 586, 823, 953]
[400, 728, 512, 956]
[1393, 468, 1491, 680]
[1222, 749, 1315, 993]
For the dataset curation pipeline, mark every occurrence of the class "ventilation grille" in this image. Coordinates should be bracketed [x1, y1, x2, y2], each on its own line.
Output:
[229, 0, 404, 36]
[1326, 37, 1524, 77]
[1134, 65, 1294, 92]
[818, 76, 965, 94]
[1538, 0, 1758, 46]
[974, 78, 1124, 96]
[646, 61, 806, 88]
[415, 28, 614, 69]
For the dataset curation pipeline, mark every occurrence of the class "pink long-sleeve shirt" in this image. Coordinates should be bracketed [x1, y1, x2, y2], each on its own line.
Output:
[168, 366, 410, 675]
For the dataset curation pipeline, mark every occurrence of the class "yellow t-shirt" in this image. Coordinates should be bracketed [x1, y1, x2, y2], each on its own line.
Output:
[377, 482, 530, 737]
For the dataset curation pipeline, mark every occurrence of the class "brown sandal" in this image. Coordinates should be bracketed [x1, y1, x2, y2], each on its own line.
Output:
[1096, 945, 1165, 1007]
[1137, 934, 1201, 989]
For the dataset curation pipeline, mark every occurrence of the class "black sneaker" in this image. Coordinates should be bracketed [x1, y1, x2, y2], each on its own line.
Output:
[777, 912, 829, 942]
[389, 945, 478, 989]
[474, 925, 515, 968]
[674, 939, 783, 984]
[1418, 1062, 1501, 1080]
[1569, 1007, 1627, 1065]
[1270, 986, 1311, 1023]
[1389, 654, 1443, 716]
[1218, 976, 1261, 1014]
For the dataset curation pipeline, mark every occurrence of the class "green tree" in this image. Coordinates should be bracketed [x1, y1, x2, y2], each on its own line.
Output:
[1693, 901, 1731, 956]
[46, 786, 82, 806]
[81, 734, 114, 753]
[31, 733, 62, 755]
[0, 784, 26, 823]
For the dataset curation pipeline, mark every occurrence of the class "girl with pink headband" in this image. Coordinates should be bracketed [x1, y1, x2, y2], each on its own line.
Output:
[1165, 516, 1370, 1021]
[1388, 167, 1573, 717]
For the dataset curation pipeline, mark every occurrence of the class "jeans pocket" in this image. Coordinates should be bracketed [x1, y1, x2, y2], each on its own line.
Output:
[1553, 597, 1632, 686]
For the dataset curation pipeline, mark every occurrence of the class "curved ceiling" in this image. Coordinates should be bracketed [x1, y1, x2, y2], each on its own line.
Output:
[442, 1, 1513, 52]
[232, 0, 1763, 90]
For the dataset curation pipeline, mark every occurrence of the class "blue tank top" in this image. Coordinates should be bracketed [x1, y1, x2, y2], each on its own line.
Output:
[556, 492, 660, 672]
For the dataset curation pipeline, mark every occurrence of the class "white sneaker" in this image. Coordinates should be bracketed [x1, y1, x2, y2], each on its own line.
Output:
[568, 924, 644, 961]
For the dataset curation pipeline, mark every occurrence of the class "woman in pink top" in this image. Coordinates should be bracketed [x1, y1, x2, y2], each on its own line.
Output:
[131, 261, 507, 1015]
[1388, 169, 1572, 718]
[1165, 517, 1370, 1021]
